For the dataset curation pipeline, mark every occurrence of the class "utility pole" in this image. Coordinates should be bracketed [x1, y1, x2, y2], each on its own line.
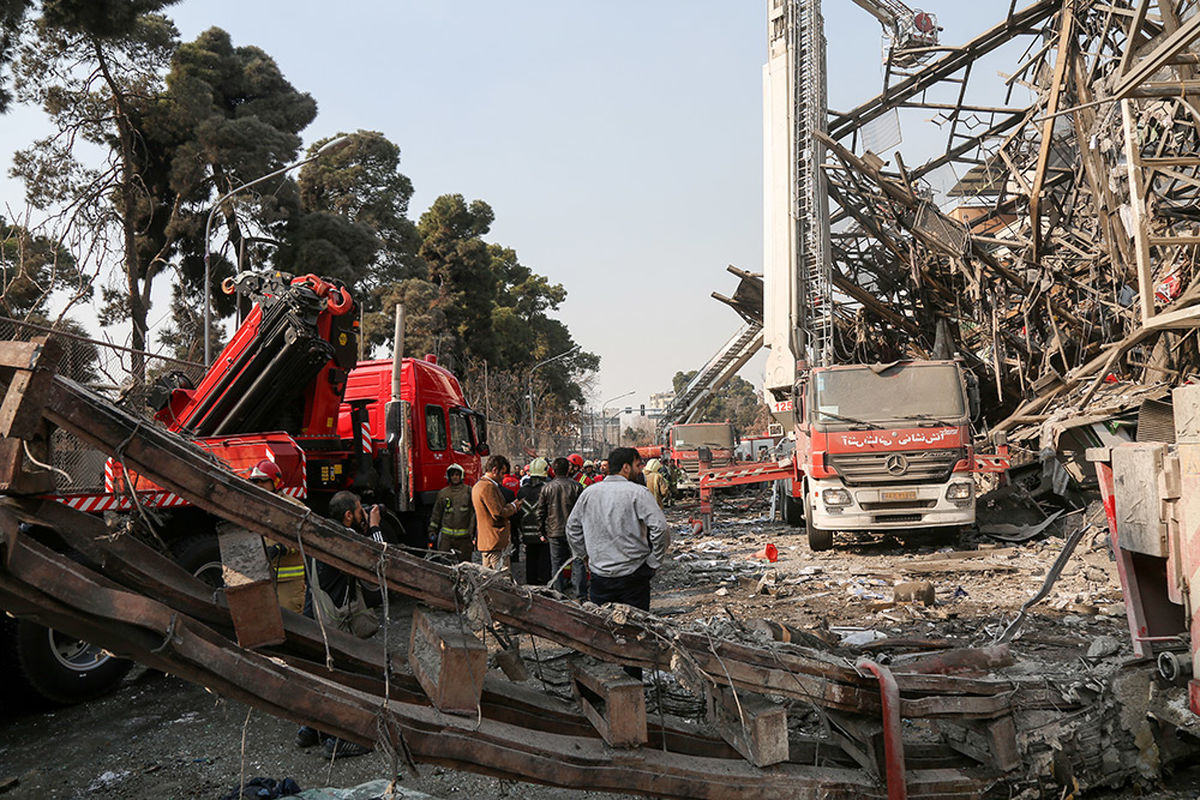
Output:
[528, 345, 579, 453]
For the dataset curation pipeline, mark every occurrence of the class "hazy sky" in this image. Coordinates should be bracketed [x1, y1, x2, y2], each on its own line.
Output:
[0, 1, 1026, 414]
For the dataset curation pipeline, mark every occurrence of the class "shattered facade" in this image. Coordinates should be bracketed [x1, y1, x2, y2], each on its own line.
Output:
[819, 0, 1200, 446]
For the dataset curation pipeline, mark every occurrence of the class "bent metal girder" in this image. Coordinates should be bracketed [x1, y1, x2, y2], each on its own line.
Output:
[7, 365, 1180, 796]
[0, 372, 1030, 797]
[1, 534, 916, 800]
[37, 374, 1025, 714]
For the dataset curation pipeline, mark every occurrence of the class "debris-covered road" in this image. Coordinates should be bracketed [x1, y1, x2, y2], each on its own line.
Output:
[2, 499, 1199, 799]
[657, 501, 1124, 651]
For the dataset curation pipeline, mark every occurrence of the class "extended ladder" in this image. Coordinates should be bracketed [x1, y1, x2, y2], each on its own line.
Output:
[655, 322, 764, 438]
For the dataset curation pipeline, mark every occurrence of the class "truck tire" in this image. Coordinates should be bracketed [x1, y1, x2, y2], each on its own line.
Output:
[803, 493, 834, 551]
[171, 534, 224, 588]
[2, 615, 132, 706]
[781, 492, 804, 527]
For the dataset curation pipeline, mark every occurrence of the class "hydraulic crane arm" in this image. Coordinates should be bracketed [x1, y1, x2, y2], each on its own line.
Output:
[848, 0, 940, 64]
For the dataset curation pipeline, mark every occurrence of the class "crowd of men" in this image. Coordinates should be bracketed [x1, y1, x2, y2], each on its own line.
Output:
[250, 446, 673, 756]
[428, 448, 672, 610]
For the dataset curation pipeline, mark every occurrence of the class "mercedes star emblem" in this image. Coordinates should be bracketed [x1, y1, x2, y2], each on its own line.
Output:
[885, 453, 909, 475]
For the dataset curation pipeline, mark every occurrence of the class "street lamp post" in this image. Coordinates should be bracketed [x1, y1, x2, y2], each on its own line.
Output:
[528, 344, 580, 452]
[600, 389, 635, 455]
[202, 135, 350, 365]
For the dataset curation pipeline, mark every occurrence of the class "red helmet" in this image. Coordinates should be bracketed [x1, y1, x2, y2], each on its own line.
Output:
[568, 453, 584, 468]
[249, 459, 283, 490]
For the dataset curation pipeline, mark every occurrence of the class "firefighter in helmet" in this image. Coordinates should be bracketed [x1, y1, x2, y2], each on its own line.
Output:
[428, 463, 476, 564]
[249, 459, 306, 614]
[567, 453, 585, 480]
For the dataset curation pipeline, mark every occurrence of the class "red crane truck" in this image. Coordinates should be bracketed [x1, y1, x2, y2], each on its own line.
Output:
[3, 269, 487, 704]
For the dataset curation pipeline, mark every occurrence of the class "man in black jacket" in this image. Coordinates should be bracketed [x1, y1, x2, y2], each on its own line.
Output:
[538, 457, 585, 599]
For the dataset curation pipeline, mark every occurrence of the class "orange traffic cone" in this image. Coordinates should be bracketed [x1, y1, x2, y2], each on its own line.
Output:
[752, 543, 779, 562]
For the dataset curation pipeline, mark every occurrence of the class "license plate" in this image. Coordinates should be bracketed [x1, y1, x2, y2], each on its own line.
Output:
[881, 490, 917, 502]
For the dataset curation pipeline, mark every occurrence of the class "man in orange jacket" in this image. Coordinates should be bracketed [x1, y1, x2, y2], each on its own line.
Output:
[472, 454, 521, 574]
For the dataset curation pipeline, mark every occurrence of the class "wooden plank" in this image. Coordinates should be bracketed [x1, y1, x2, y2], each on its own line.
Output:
[1112, 10, 1200, 100]
[570, 661, 647, 748]
[0, 338, 61, 440]
[217, 524, 285, 649]
[705, 683, 789, 767]
[408, 605, 488, 716]
[1122, 99, 1157, 324]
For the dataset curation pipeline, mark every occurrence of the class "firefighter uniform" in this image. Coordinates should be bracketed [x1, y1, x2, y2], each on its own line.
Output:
[644, 458, 669, 509]
[430, 479, 475, 563]
[249, 459, 308, 614]
[272, 548, 307, 613]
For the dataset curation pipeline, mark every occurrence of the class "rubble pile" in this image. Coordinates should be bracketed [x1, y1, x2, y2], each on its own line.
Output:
[818, 0, 1200, 434]
[649, 508, 1200, 796]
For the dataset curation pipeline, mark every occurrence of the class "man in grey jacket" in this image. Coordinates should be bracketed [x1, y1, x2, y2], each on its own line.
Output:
[566, 447, 670, 679]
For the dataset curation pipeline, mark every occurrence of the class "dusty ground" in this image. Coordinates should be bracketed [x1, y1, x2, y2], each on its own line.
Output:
[2, 493, 1198, 799]
[658, 497, 1125, 650]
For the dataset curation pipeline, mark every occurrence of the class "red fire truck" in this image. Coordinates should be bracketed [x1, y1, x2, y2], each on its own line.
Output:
[4, 271, 487, 703]
[700, 359, 1007, 550]
[85, 271, 485, 568]
[666, 421, 737, 490]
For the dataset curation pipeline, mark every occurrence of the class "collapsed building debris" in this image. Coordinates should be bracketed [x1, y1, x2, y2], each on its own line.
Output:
[4, 0, 1200, 795]
[1, 331, 1198, 795]
[705, 0, 1200, 453]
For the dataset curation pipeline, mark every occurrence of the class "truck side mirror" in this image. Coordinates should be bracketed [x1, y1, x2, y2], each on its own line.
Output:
[965, 372, 981, 421]
[476, 442, 490, 456]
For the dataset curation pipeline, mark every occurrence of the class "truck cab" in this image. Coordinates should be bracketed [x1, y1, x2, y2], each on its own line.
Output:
[340, 356, 484, 510]
[668, 422, 738, 489]
[794, 360, 976, 549]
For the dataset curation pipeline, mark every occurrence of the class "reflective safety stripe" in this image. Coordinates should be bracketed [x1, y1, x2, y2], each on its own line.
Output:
[276, 565, 306, 579]
[439, 527, 470, 537]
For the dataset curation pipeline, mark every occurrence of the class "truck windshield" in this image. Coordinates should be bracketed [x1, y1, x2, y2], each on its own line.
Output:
[449, 410, 474, 454]
[672, 425, 734, 449]
[812, 364, 965, 426]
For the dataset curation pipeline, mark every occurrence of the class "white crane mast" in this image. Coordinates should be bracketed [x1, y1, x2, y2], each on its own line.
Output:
[762, 0, 832, 426]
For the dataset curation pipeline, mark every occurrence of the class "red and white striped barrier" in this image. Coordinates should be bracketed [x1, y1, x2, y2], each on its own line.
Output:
[57, 485, 307, 513]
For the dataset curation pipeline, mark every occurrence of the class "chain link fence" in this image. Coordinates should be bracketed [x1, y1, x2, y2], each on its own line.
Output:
[485, 421, 579, 466]
[0, 316, 206, 492]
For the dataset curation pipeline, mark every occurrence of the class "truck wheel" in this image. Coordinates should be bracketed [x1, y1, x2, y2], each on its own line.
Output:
[172, 534, 224, 588]
[803, 494, 833, 551]
[782, 493, 804, 527]
[3, 615, 131, 706]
